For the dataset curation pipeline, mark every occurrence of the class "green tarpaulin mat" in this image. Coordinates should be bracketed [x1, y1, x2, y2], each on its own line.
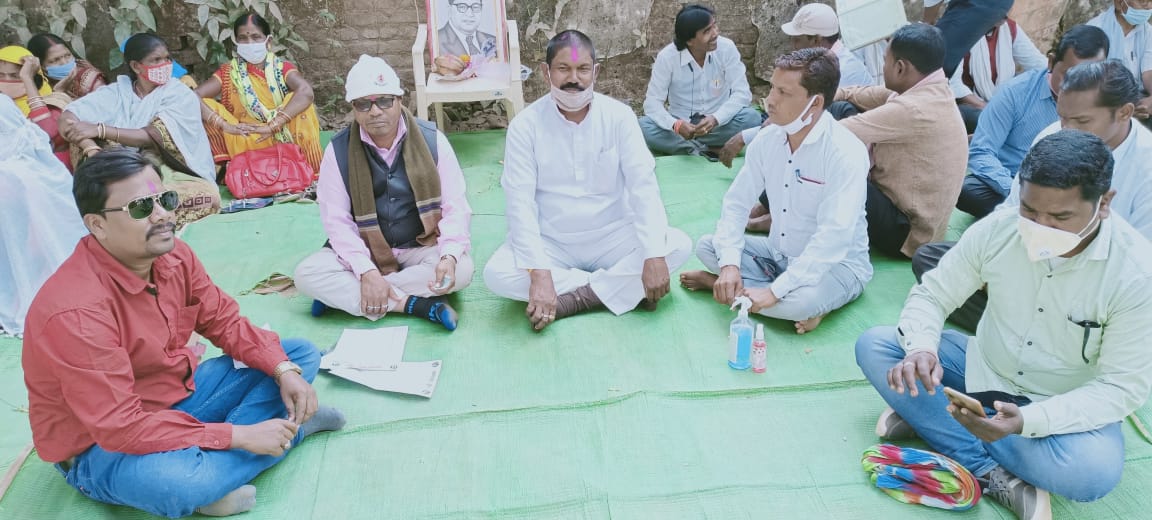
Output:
[1, 131, 1149, 519]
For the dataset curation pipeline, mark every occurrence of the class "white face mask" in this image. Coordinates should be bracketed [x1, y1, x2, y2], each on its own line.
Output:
[1017, 202, 1101, 261]
[777, 96, 817, 135]
[237, 38, 269, 65]
[549, 82, 594, 112]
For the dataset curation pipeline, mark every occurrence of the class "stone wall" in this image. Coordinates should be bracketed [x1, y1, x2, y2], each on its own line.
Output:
[3, 0, 1113, 129]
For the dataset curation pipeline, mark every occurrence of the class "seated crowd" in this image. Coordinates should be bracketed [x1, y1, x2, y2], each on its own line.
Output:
[7, 2, 1152, 519]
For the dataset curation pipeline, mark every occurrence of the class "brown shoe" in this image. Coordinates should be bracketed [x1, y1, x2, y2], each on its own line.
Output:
[874, 407, 918, 441]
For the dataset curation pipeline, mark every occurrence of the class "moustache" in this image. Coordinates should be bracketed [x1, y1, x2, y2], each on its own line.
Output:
[560, 83, 585, 91]
[147, 223, 176, 238]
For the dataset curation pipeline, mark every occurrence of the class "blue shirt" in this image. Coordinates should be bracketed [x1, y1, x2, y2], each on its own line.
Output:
[966, 68, 1058, 192]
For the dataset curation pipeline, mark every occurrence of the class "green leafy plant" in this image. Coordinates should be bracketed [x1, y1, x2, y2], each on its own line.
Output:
[184, 0, 310, 67]
[108, 0, 165, 68]
[0, 0, 32, 44]
[1, 0, 89, 58]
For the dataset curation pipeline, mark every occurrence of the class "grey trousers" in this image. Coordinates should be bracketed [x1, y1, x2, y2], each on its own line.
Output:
[638, 107, 763, 155]
[696, 234, 866, 321]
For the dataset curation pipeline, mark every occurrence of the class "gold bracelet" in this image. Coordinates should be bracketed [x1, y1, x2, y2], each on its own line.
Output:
[112, 127, 120, 142]
[97, 122, 106, 140]
[82, 145, 101, 155]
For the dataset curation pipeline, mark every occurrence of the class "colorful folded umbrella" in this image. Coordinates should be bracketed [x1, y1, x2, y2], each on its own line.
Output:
[861, 444, 982, 511]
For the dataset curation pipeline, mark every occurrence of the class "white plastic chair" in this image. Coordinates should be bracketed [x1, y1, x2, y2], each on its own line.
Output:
[411, 16, 525, 129]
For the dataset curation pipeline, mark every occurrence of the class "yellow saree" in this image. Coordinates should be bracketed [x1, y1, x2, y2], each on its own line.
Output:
[203, 58, 321, 174]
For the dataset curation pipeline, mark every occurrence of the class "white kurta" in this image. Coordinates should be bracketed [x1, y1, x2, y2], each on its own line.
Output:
[484, 93, 691, 314]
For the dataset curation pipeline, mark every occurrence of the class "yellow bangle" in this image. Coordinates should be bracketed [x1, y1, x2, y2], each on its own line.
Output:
[82, 145, 102, 155]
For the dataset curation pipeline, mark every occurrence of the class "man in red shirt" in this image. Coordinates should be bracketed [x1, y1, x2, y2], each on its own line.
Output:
[22, 149, 345, 518]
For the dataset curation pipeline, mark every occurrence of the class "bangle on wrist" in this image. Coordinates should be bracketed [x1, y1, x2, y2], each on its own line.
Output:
[82, 145, 101, 155]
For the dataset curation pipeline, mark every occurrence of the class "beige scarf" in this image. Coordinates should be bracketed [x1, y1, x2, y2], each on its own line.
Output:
[347, 106, 442, 274]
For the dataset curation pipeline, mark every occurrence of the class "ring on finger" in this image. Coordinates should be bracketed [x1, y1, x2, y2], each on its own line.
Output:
[282, 441, 291, 450]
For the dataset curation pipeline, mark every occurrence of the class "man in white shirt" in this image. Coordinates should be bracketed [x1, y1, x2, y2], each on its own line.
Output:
[857, 130, 1152, 519]
[950, 17, 1049, 133]
[916, 59, 1152, 331]
[638, 4, 761, 158]
[716, 3, 874, 169]
[484, 30, 692, 331]
[781, 3, 873, 89]
[1088, 0, 1152, 119]
[680, 48, 872, 334]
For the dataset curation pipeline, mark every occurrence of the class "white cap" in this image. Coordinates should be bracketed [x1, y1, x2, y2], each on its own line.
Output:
[781, 3, 840, 38]
[344, 54, 404, 102]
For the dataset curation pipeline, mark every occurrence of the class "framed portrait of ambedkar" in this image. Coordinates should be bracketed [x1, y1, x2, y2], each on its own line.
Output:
[427, 0, 508, 64]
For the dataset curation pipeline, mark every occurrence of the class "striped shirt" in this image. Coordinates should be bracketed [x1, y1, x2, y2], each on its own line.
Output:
[966, 68, 1058, 192]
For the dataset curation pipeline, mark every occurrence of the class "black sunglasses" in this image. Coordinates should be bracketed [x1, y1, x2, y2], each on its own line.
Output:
[352, 96, 397, 112]
[100, 190, 180, 220]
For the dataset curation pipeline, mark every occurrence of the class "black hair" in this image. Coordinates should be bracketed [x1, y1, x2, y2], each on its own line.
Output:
[889, 23, 945, 75]
[1061, 59, 1141, 110]
[27, 33, 69, 64]
[775, 47, 840, 109]
[233, 13, 272, 38]
[545, 30, 597, 66]
[673, 4, 715, 51]
[1019, 130, 1113, 201]
[73, 149, 156, 217]
[122, 33, 167, 82]
[1052, 24, 1110, 65]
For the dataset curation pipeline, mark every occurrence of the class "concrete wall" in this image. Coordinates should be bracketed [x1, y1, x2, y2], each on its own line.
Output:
[3, 0, 1113, 129]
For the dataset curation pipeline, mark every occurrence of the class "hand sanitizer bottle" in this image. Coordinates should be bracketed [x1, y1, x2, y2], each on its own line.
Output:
[751, 324, 767, 373]
[728, 296, 754, 370]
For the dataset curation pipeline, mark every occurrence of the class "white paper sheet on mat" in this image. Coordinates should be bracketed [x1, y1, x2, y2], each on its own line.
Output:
[320, 327, 408, 371]
[329, 361, 443, 398]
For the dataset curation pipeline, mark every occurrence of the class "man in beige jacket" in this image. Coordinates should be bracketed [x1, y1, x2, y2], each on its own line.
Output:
[835, 23, 969, 258]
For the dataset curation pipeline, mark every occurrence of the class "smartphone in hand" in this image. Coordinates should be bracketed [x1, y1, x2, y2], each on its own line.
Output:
[943, 387, 987, 418]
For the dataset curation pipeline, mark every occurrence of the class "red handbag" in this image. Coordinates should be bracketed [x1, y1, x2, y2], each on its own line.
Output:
[225, 143, 314, 199]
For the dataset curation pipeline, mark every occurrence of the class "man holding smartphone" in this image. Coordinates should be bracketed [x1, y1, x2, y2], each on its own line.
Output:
[855, 130, 1152, 520]
[638, 4, 761, 159]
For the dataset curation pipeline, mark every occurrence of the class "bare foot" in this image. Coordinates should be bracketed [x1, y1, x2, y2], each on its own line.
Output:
[794, 315, 825, 335]
[746, 214, 772, 233]
[679, 270, 719, 291]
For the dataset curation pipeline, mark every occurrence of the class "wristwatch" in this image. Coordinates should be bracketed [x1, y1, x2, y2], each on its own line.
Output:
[272, 361, 303, 383]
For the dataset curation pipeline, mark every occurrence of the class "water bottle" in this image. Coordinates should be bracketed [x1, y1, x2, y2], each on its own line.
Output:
[728, 296, 753, 370]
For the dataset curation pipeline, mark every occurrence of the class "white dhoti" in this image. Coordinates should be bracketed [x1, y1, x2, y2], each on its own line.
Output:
[483, 227, 693, 315]
[294, 246, 474, 320]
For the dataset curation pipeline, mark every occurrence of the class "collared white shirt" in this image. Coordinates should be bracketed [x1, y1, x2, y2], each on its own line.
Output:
[502, 92, 673, 269]
[900, 210, 1152, 438]
[1088, 9, 1152, 80]
[832, 40, 875, 88]
[642, 36, 753, 130]
[712, 114, 873, 298]
[1002, 121, 1152, 239]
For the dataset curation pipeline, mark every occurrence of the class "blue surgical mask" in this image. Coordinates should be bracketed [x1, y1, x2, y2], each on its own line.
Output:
[1124, 0, 1152, 26]
[45, 59, 76, 80]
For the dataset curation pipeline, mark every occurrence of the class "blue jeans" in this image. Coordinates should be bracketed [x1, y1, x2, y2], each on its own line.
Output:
[56, 338, 322, 518]
[855, 326, 1124, 501]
